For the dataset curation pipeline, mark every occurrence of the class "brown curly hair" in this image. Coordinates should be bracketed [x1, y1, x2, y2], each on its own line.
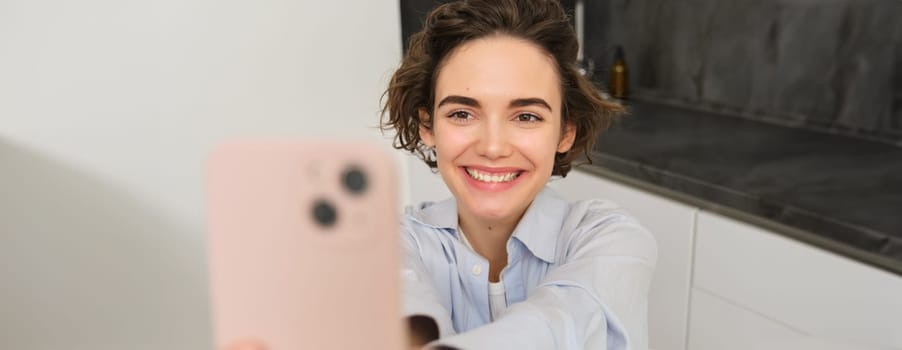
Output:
[381, 0, 623, 177]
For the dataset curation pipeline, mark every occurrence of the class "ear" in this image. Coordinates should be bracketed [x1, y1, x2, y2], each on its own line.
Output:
[557, 122, 577, 153]
[418, 108, 435, 147]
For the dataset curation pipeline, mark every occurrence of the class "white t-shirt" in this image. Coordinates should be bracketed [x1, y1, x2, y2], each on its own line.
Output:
[458, 226, 508, 321]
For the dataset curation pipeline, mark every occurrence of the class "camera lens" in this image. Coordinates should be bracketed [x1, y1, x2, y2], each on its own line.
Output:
[342, 166, 367, 195]
[312, 199, 337, 228]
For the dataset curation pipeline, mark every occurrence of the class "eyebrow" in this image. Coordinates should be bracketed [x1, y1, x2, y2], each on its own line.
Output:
[436, 95, 553, 112]
[437, 95, 480, 109]
[509, 98, 553, 112]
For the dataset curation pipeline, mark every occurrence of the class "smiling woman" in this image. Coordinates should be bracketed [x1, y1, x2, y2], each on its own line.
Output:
[381, 1, 657, 349]
[422, 35, 576, 257]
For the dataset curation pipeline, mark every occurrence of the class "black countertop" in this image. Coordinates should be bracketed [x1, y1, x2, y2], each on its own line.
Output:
[584, 100, 902, 275]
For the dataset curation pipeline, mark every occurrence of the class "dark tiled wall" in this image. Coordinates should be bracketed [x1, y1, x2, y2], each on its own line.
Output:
[584, 0, 902, 144]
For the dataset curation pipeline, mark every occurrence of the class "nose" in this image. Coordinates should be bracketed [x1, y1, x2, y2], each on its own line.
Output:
[475, 117, 513, 160]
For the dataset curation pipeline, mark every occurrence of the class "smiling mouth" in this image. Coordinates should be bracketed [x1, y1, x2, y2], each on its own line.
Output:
[464, 167, 523, 183]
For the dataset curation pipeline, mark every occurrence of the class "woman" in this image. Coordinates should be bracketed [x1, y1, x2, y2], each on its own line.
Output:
[382, 0, 657, 349]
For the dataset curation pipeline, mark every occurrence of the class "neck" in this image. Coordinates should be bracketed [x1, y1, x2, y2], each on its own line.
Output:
[457, 205, 526, 282]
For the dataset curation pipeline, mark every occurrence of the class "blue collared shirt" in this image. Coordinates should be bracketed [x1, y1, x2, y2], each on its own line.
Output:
[401, 187, 657, 350]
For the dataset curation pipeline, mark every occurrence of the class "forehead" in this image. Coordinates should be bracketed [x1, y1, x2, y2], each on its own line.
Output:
[434, 35, 561, 107]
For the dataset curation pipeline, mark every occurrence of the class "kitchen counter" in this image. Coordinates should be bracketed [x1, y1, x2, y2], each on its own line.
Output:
[583, 100, 902, 275]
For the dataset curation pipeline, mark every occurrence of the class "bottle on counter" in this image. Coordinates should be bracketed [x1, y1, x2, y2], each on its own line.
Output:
[609, 46, 628, 100]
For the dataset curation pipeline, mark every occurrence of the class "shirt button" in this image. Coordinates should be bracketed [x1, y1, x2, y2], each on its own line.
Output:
[471, 265, 482, 276]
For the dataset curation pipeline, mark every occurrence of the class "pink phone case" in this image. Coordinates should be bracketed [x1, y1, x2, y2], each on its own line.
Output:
[206, 139, 403, 350]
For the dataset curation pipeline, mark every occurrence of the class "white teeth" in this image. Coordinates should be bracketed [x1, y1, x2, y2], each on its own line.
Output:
[465, 168, 520, 183]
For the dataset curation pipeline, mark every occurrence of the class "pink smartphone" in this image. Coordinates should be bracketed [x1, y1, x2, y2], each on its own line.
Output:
[206, 139, 404, 350]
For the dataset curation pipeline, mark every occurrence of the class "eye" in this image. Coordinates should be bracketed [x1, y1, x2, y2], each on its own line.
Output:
[448, 110, 473, 121]
[515, 113, 542, 123]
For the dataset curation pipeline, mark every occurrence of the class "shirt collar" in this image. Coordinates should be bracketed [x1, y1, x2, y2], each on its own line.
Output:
[409, 196, 459, 230]
[510, 187, 568, 263]
[410, 187, 569, 263]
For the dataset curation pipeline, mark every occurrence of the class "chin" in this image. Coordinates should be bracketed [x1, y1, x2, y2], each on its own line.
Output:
[464, 199, 515, 221]
[457, 184, 535, 223]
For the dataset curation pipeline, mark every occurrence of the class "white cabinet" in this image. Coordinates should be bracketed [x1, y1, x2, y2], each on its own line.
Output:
[690, 211, 902, 349]
[554, 172, 902, 350]
[550, 170, 698, 350]
[688, 286, 803, 350]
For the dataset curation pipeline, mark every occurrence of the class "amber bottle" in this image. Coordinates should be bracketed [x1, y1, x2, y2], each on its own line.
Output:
[610, 46, 628, 100]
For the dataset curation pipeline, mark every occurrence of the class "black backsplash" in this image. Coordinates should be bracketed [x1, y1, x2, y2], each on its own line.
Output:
[399, 0, 442, 53]
[584, 0, 902, 145]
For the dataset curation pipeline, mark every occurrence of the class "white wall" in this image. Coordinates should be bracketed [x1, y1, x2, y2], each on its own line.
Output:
[407, 155, 452, 204]
[0, 0, 402, 349]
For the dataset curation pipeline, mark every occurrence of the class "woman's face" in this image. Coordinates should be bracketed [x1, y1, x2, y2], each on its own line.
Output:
[419, 35, 576, 223]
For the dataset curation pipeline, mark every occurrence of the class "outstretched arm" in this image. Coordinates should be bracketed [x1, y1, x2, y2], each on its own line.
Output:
[431, 214, 657, 350]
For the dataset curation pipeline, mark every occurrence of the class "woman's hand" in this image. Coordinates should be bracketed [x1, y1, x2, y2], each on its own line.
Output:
[219, 320, 458, 350]
[407, 315, 440, 349]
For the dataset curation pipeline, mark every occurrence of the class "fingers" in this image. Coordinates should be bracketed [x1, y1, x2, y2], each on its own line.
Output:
[407, 315, 440, 347]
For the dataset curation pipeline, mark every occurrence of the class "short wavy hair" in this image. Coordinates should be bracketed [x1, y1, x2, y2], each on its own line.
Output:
[381, 0, 623, 177]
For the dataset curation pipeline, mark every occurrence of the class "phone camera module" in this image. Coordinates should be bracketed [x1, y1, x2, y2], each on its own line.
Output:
[312, 199, 337, 228]
[342, 166, 367, 195]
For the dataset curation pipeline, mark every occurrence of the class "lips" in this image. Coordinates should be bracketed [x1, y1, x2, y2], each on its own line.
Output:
[464, 167, 522, 183]
[458, 166, 526, 194]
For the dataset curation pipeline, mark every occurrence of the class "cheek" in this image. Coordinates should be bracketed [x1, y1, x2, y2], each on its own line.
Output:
[514, 130, 561, 169]
[433, 125, 473, 161]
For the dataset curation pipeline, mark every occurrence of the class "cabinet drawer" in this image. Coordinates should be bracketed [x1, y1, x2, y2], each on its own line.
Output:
[693, 211, 902, 348]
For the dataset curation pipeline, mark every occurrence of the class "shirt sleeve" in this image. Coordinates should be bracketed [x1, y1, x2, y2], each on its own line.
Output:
[400, 219, 457, 338]
[431, 209, 658, 350]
